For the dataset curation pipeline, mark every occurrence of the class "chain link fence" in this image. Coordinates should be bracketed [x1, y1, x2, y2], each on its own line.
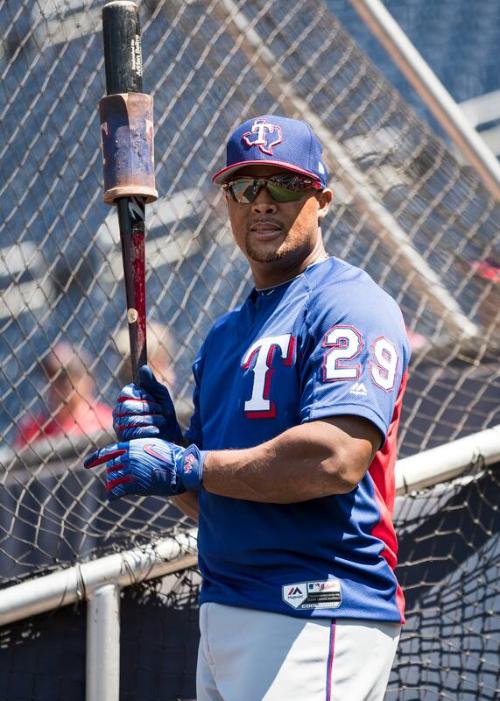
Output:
[0, 1, 499, 697]
[1, 0, 499, 587]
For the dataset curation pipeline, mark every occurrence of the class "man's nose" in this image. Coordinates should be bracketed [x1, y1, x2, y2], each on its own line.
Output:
[251, 186, 277, 214]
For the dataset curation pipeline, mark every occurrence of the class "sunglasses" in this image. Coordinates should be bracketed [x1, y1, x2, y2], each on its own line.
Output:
[222, 174, 322, 204]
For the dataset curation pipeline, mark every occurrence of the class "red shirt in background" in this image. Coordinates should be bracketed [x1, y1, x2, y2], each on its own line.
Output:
[16, 402, 112, 447]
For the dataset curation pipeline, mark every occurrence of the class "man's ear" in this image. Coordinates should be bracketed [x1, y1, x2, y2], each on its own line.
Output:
[318, 188, 333, 220]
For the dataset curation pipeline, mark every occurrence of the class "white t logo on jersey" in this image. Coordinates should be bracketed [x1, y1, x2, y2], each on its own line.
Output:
[241, 334, 295, 417]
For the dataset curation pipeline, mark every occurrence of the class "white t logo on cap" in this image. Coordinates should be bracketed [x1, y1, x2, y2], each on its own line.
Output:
[242, 118, 283, 155]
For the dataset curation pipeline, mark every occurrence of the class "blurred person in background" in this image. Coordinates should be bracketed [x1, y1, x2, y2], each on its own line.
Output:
[114, 321, 192, 435]
[405, 326, 429, 353]
[470, 257, 500, 336]
[115, 321, 177, 390]
[16, 342, 112, 447]
[401, 257, 500, 356]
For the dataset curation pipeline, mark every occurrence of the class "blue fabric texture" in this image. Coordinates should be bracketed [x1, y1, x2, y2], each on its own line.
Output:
[186, 257, 411, 621]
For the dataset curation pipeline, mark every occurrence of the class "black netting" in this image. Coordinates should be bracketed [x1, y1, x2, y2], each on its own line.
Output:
[1, 470, 497, 700]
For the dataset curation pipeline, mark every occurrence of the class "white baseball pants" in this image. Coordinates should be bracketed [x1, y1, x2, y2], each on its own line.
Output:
[197, 603, 400, 701]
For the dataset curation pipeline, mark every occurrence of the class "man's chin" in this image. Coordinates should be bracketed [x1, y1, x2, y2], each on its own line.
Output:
[248, 251, 286, 264]
[246, 241, 288, 264]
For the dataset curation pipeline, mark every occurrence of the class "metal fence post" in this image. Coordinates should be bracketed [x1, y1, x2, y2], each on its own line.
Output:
[86, 584, 121, 701]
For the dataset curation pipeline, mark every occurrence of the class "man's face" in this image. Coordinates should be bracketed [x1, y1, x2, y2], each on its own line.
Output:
[224, 165, 332, 281]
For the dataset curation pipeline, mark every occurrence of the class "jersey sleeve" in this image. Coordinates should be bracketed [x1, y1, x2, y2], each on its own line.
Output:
[299, 284, 410, 440]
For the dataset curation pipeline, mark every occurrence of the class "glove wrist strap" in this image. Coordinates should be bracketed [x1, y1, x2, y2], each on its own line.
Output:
[177, 444, 205, 491]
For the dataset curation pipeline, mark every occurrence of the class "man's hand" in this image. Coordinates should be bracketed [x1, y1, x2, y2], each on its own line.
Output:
[84, 438, 204, 500]
[112, 365, 183, 443]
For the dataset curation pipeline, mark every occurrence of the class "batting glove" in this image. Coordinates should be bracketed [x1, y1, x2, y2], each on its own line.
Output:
[112, 365, 183, 444]
[84, 438, 204, 500]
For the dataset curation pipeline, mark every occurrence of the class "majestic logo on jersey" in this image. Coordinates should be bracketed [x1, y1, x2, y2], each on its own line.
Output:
[349, 382, 367, 396]
[241, 334, 295, 418]
[242, 118, 283, 155]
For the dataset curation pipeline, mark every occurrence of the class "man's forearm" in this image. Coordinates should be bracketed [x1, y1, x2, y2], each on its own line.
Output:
[171, 492, 199, 521]
[201, 418, 377, 504]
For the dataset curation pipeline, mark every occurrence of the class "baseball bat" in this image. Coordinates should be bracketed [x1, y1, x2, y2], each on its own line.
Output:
[100, 1, 157, 382]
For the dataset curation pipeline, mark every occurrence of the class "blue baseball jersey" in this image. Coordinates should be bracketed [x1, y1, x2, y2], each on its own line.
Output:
[186, 257, 410, 622]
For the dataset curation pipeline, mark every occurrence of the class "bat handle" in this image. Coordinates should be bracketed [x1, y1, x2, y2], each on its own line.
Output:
[117, 198, 147, 383]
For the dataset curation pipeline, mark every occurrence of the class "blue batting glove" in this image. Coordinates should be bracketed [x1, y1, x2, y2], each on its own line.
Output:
[112, 365, 183, 444]
[84, 438, 204, 500]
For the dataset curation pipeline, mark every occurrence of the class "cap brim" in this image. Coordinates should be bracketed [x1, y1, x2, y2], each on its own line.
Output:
[212, 160, 321, 185]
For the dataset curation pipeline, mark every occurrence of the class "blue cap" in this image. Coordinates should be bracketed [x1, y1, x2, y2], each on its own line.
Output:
[212, 115, 328, 188]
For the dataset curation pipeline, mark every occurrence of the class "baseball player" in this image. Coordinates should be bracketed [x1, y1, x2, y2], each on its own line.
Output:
[85, 115, 410, 700]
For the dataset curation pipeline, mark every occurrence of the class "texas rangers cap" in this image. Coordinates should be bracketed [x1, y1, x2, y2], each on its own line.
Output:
[212, 115, 328, 187]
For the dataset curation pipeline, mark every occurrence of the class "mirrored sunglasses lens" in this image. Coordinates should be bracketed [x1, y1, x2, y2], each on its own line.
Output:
[230, 179, 257, 203]
[227, 177, 313, 203]
[267, 182, 304, 202]
[269, 175, 316, 191]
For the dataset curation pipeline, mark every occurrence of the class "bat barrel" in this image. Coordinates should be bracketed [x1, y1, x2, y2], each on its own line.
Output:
[101, 0, 156, 203]
[102, 1, 143, 94]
